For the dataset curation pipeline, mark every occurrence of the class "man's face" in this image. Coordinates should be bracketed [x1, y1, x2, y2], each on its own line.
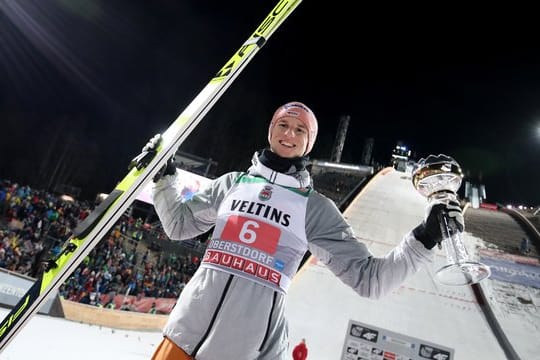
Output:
[269, 117, 309, 158]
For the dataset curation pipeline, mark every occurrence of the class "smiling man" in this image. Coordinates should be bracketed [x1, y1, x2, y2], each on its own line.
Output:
[138, 101, 464, 360]
[267, 102, 318, 158]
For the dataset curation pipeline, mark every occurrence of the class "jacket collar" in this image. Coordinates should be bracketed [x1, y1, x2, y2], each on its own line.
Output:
[247, 151, 312, 189]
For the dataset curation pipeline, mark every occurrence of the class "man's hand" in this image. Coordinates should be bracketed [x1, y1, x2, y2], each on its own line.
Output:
[413, 200, 464, 250]
[128, 134, 177, 182]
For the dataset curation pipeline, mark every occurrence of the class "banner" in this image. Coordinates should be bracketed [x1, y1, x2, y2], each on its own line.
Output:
[480, 255, 540, 288]
[0, 270, 56, 314]
[136, 168, 211, 205]
[341, 320, 454, 360]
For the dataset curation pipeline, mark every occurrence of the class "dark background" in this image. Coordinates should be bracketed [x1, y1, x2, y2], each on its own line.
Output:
[1, 1, 539, 205]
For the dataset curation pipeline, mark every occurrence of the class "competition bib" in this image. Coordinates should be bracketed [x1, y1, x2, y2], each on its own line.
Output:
[201, 175, 309, 293]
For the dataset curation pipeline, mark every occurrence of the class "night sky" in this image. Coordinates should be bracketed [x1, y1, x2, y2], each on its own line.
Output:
[1, 1, 539, 205]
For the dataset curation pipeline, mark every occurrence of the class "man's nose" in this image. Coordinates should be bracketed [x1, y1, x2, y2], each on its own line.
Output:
[284, 128, 296, 137]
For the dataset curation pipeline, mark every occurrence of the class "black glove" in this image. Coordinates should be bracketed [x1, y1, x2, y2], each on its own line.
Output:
[153, 156, 177, 182]
[128, 134, 177, 182]
[413, 200, 464, 250]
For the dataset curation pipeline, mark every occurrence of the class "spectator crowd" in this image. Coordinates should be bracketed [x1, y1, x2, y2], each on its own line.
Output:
[0, 179, 203, 314]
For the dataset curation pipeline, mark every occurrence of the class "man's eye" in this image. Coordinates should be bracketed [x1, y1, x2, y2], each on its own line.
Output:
[296, 127, 306, 134]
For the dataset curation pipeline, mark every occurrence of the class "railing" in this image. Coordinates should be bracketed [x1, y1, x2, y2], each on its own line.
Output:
[500, 207, 540, 254]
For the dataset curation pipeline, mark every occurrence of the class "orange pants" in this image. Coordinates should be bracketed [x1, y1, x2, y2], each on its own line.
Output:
[152, 337, 193, 360]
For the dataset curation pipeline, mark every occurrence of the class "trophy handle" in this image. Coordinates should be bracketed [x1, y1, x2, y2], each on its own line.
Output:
[431, 196, 491, 286]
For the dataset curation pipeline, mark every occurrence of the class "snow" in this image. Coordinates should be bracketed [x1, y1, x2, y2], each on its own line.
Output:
[0, 308, 162, 360]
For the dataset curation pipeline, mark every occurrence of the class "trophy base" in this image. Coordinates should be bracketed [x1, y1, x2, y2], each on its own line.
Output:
[435, 261, 491, 286]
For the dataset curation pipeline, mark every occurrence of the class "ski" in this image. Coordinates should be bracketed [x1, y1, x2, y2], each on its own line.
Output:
[0, 0, 302, 352]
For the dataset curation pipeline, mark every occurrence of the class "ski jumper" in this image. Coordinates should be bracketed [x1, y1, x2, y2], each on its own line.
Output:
[152, 151, 434, 360]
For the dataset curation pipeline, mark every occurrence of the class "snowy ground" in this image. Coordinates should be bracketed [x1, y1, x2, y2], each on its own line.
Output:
[0, 309, 162, 360]
[286, 169, 540, 360]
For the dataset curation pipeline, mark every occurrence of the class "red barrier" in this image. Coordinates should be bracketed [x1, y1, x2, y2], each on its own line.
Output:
[480, 202, 498, 211]
[100, 294, 177, 314]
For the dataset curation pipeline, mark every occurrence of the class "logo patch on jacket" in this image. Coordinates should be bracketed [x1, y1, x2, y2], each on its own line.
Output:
[258, 185, 273, 201]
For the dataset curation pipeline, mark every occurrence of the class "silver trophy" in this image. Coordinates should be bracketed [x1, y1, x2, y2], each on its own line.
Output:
[412, 154, 491, 286]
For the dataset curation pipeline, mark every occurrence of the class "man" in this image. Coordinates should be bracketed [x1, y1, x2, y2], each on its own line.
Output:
[133, 101, 463, 360]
